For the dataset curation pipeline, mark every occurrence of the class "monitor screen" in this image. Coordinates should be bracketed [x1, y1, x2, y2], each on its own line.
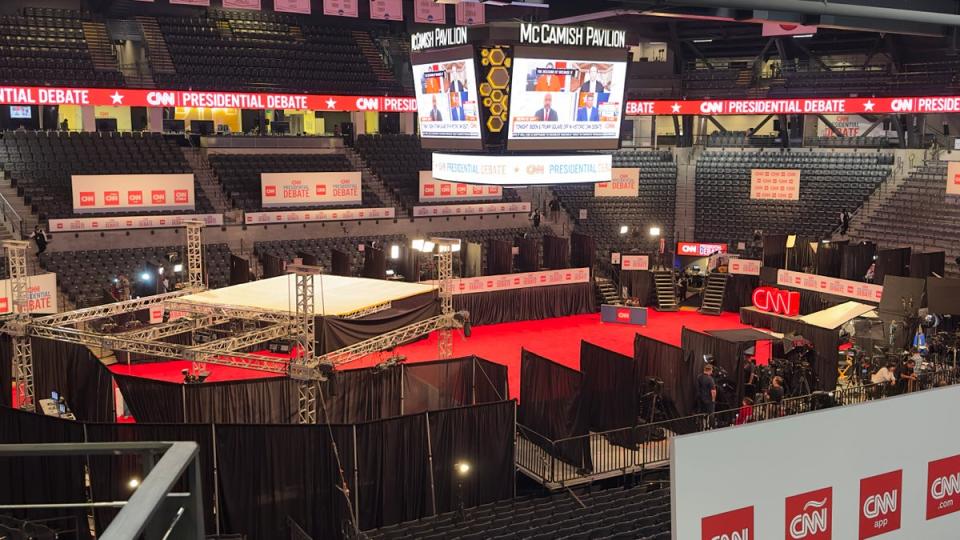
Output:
[507, 47, 628, 150]
[10, 106, 32, 119]
[411, 45, 483, 150]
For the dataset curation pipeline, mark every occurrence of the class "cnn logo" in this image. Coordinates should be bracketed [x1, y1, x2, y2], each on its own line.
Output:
[79, 192, 96, 206]
[151, 190, 166, 204]
[104, 191, 119, 206]
[859, 470, 901, 539]
[127, 191, 143, 205]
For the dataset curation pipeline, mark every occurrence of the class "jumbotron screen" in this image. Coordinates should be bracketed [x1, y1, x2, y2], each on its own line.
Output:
[411, 45, 483, 150]
[507, 47, 628, 151]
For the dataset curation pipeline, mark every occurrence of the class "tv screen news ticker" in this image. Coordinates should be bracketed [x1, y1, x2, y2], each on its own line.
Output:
[411, 45, 483, 150]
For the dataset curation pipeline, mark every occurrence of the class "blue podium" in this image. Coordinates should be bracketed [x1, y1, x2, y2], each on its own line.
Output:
[600, 304, 648, 325]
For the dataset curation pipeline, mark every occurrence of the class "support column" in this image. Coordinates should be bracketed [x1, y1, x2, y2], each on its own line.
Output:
[147, 107, 164, 133]
[399, 112, 416, 135]
[350, 111, 366, 136]
[3, 240, 33, 411]
[81, 105, 96, 132]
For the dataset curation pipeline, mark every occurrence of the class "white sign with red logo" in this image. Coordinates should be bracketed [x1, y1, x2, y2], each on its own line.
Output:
[672, 385, 960, 539]
[594, 168, 639, 197]
[751, 169, 801, 201]
[762, 22, 818, 36]
[149, 306, 165, 324]
[244, 207, 394, 224]
[261, 172, 361, 207]
[71, 174, 194, 213]
[777, 269, 884, 304]
[0, 272, 58, 315]
[412, 201, 530, 217]
[418, 171, 502, 202]
[50, 213, 222, 232]
[946, 161, 960, 196]
[677, 242, 727, 257]
[441, 267, 590, 295]
[729, 258, 762, 276]
[620, 255, 649, 271]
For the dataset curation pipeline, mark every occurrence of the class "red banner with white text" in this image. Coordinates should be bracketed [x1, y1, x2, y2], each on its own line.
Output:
[49, 213, 223, 232]
[370, 0, 403, 20]
[324, 0, 358, 17]
[274, 0, 311, 14]
[412, 201, 530, 217]
[625, 96, 960, 116]
[244, 207, 394, 224]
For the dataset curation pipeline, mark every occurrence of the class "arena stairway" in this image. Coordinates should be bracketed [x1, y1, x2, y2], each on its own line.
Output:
[595, 277, 621, 306]
[653, 271, 678, 311]
[698, 273, 728, 315]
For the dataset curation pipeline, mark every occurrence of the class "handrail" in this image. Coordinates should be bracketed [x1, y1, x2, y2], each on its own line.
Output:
[0, 190, 25, 239]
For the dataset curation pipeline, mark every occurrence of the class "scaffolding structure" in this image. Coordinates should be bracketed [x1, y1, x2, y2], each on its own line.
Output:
[2, 240, 33, 411]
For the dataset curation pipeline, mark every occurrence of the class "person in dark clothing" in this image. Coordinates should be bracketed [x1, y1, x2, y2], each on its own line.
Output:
[839, 208, 851, 236]
[743, 357, 758, 400]
[532, 210, 541, 228]
[766, 376, 785, 415]
[696, 364, 717, 415]
[677, 275, 688, 303]
[30, 225, 48, 255]
[899, 359, 918, 393]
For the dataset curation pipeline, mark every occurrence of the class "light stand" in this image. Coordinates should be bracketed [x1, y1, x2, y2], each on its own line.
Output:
[454, 461, 470, 521]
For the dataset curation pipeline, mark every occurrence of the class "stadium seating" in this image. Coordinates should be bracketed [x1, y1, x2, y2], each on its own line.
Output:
[206, 153, 381, 211]
[0, 131, 213, 220]
[695, 150, 893, 245]
[254, 233, 407, 275]
[365, 485, 671, 540]
[40, 243, 231, 307]
[354, 134, 522, 213]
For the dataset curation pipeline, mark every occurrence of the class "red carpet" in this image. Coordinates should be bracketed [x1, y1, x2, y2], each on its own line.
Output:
[341, 310, 748, 399]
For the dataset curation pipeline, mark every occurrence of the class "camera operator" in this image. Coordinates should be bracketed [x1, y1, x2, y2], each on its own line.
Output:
[870, 361, 897, 398]
[696, 364, 717, 416]
[766, 376, 785, 415]
[743, 356, 758, 400]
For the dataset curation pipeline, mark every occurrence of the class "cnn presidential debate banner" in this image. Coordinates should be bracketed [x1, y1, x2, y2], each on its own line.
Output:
[245, 207, 395, 224]
[71, 174, 195, 213]
[750, 169, 801, 200]
[418, 171, 502, 202]
[0, 273, 58, 315]
[412, 201, 529, 218]
[260, 172, 361, 207]
[947, 161, 960, 196]
[49, 213, 223, 233]
[594, 168, 639, 197]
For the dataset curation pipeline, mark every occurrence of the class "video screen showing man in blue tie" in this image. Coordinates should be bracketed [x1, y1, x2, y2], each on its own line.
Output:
[449, 92, 467, 122]
[576, 93, 600, 122]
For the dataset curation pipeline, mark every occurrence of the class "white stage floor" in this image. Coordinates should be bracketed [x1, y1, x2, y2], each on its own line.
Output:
[177, 275, 436, 317]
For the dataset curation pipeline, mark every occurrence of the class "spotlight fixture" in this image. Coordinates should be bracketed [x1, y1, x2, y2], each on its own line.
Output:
[390, 245, 400, 260]
[455, 462, 471, 476]
[649, 226, 661, 237]
[619, 225, 629, 235]
[173, 263, 184, 273]
[128, 478, 140, 489]
[411, 239, 425, 251]
[139, 272, 151, 282]
[158, 266, 164, 276]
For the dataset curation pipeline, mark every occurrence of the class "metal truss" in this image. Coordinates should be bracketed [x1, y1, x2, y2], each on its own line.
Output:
[184, 220, 204, 291]
[315, 312, 464, 367]
[286, 264, 323, 424]
[185, 322, 296, 356]
[435, 249, 454, 316]
[32, 290, 189, 327]
[3, 241, 33, 411]
[115, 315, 230, 343]
[162, 300, 296, 324]
[340, 301, 392, 319]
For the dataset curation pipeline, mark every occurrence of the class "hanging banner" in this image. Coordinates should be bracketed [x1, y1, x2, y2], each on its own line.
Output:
[761, 22, 818, 36]
[777, 269, 884, 303]
[72, 174, 195, 213]
[442, 267, 590, 294]
[625, 96, 960, 116]
[0, 273, 58, 315]
[728, 258, 762, 276]
[274, 0, 311, 14]
[677, 242, 727, 257]
[49, 213, 223, 232]
[620, 255, 649, 271]
[244, 207, 394, 224]
[370, 0, 403, 20]
[169, 0, 210, 5]
[594, 168, 639, 197]
[414, 0, 446, 24]
[222, 0, 261, 9]
[323, 0, 358, 17]
[433, 152, 612, 185]
[947, 161, 960, 196]
[412, 201, 530, 217]
[750, 169, 801, 201]
[455, 2, 485, 25]
[261, 172, 361, 207]
[149, 305, 165, 324]
[418, 171, 502, 202]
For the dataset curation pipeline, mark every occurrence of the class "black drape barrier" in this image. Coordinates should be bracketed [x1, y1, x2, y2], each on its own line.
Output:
[485, 239, 513, 276]
[876, 247, 911, 283]
[910, 251, 946, 278]
[681, 328, 745, 409]
[184, 377, 298, 424]
[927, 278, 960, 315]
[723, 274, 759, 312]
[261, 253, 284, 278]
[475, 358, 509, 403]
[0, 408, 90, 539]
[762, 234, 787, 268]
[113, 374, 185, 423]
[840, 242, 876, 282]
[331, 249, 352, 277]
[452, 282, 595, 326]
[579, 341, 637, 447]
[462, 242, 481, 278]
[0, 334, 11, 408]
[324, 367, 404, 424]
[319, 291, 439, 353]
[518, 349, 592, 471]
[362, 247, 386, 279]
[634, 334, 695, 420]
[31, 338, 116, 422]
[542, 235, 569, 269]
[229, 254, 251, 285]
[570, 233, 596, 270]
[516, 237, 539, 272]
[815, 241, 843, 277]
[622, 270, 655, 306]
[787, 237, 817, 272]
[296, 251, 319, 266]
[739, 308, 841, 391]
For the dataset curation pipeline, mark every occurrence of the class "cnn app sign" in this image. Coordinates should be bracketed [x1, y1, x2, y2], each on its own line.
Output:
[859, 470, 902, 539]
[71, 174, 195, 213]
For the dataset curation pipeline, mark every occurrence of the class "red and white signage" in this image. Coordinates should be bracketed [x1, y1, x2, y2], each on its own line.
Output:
[762, 22, 818, 37]
[71, 174, 194, 213]
[0, 273, 58, 315]
[729, 258, 762, 276]
[677, 242, 727, 257]
[370, 0, 403, 20]
[752, 286, 801, 317]
[170, 0, 209, 5]
[786, 487, 832, 540]
[701, 506, 753, 540]
[859, 470, 902, 539]
[49, 213, 223, 232]
[412, 201, 530, 217]
[927, 454, 960, 521]
[624, 96, 960, 116]
[222, 0, 260, 9]
[777, 269, 884, 304]
[418, 171, 502, 202]
[594, 168, 640, 197]
[149, 306, 165, 324]
[261, 172, 361, 207]
[414, 0, 446, 24]
[323, 0, 358, 17]
[274, 0, 311, 14]
[455, 2, 485, 25]
[946, 162, 960, 196]
[751, 169, 801, 201]
[620, 255, 649, 271]
[244, 207, 394, 224]
[442, 267, 590, 295]
[0, 86, 417, 112]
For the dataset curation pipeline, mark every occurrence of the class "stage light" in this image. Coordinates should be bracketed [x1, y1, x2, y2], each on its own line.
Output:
[619, 225, 629, 235]
[792, 34, 814, 39]
[386, 269, 395, 277]
[455, 462, 471, 476]
[411, 239, 425, 251]
[390, 245, 400, 260]
[139, 272, 151, 282]
[422, 241, 436, 253]
[157, 266, 164, 275]
[649, 226, 661, 237]
[693, 38, 713, 43]
[128, 478, 140, 489]
[451, 241, 461, 252]
[112, 277, 119, 284]
[173, 263, 184, 273]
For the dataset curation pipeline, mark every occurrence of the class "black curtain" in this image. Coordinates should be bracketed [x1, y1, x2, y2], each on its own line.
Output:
[723, 274, 759, 312]
[580, 341, 637, 447]
[634, 334, 693, 418]
[230, 254, 251, 285]
[113, 374, 185, 423]
[910, 251, 946, 278]
[739, 308, 840, 391]
[927, 278, 960, 315]
[840, 242, 876, 282]
[815, 242, 843, 277]
[680, 328, 745, 409]
[296, 251, 319, 266]
[31, 338, 116, 422]
[570, 233, 596, 269]
[331, 249, 352, 277]
[0, 334, 11, 408]
[517, 349, 592, 471]
[485, 239, 513, 275]
[403, 358, 472, 414]
[622, 270, 655, 306]
[876, 247, 911, 283]
[324, 367, 404, 424]
[261, 253, 284, 278]
[762, 234, 787, 268]
[542, 235, 569, 270]
[787, 237, 817, 273]
[474, 358, 509, 403]
[184, 377, 298, 424]
[319, 291, 439, 353]
[362, 247, 386, 279]
[516, 237, 539, 272]
[452, 282, 595, 326]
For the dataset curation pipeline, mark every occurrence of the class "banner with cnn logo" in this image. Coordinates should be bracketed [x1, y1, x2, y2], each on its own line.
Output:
[71, 174, 194, 213]
[418, 171, 501, 202]
[594, 168, 639, 197]
[751, 169, 801, 201]
[260, 172, 361, 207]
[438, 267, 590, 295]
[947, 161, 960, 196]
[0, 272, 58, 315]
